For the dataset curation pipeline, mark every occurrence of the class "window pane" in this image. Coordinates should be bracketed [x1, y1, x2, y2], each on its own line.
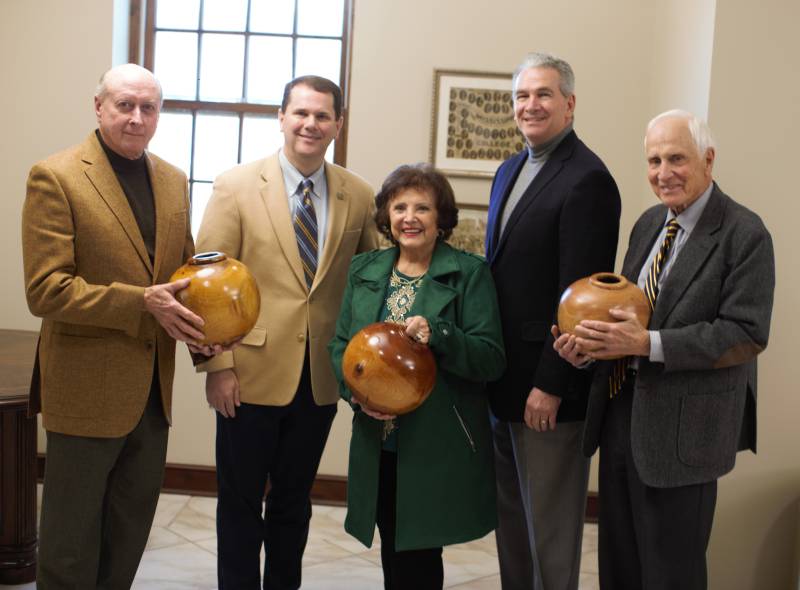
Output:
[246, 36, 292, 104]
[250, 0, 295, 34]
[297, 0, 344, 37]
[154, 32, 198, 100]
[193, 112, 240, 182]
[149, 111, 193, 176]
[155, 0, 200, 30]
[191, 181, 214, 237]
[202, 0, 247, 32]
[295, 38, 341, 82]
[241, 115, 283, 164]
[199, 34, 245, 102]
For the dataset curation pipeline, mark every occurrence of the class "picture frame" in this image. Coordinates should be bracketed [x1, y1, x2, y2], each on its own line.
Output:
[430, 69, 524, 178]
[449, 204, 489, 256]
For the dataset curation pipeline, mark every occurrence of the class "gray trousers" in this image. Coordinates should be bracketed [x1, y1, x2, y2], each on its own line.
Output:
[37, 390, 168, 590]
[493, 418, 590, 590]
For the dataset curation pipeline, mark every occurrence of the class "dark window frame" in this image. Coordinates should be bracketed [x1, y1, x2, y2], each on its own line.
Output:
[128, 0, 354, 196]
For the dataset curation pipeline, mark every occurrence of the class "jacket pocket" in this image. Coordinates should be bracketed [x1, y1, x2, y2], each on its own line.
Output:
[44, 333, 106, 418]
[452, 405, 477, 453]
[240, 325, 266, 347]
[677, 390, 738, 467]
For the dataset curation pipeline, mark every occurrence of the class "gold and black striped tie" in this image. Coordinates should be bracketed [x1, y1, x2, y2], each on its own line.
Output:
[609, 219, 681, 397]
[293, 179, 318, 289]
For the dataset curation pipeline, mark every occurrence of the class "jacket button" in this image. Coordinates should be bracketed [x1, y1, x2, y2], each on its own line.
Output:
[297, 333, 306, 342]
[145, 340, 154, 350]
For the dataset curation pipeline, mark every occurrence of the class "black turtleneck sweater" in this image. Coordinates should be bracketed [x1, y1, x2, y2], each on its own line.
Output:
[96, 130, 156, 263]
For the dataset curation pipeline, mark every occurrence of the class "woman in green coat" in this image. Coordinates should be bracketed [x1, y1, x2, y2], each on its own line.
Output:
[329, 164, 506, 589]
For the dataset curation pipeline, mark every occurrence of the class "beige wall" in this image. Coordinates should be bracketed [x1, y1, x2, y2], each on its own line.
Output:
[0, 0, 113, 335]
[2, 0, 798, 586]
[704, 0, 800, 587]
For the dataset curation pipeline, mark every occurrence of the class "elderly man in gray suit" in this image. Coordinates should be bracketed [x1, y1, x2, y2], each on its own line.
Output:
[554, 110, 775, 590]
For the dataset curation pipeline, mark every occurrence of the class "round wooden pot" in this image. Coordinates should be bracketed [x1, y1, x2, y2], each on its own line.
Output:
[169, 252, 261, 345]
[342, 322, 437, 415]
[557, 272, 651, 357]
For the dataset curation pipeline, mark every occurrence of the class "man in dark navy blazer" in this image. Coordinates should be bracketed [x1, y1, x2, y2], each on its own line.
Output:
[556, 110, 775, 589]
[485, 52, 621, 590]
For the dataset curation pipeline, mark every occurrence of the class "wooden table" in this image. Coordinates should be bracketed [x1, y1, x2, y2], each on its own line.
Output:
[0, 329, 39, 584]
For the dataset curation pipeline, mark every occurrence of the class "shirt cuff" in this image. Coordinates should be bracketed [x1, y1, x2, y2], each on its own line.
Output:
[648, 330, 664, 362]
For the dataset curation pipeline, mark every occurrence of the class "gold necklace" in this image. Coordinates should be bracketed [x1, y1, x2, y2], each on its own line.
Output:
[386, 268, 424, 323]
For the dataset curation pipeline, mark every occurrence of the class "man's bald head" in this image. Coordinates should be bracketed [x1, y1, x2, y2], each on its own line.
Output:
[96, 64, 163, 106]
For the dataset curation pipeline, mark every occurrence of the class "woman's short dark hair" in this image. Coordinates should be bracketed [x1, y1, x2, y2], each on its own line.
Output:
[374, 164, 459, 243]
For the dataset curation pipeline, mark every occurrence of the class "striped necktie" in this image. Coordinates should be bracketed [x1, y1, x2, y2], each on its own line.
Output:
[294, 179, 318, 289]
[609, 219, 681, 397]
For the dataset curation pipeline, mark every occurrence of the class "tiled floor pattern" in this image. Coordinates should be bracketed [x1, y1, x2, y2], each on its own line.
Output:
[1, 490, 599, 589]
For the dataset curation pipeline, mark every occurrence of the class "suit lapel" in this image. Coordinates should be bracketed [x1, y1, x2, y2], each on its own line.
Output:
[148, 154, 172, 281]
[314, 163, 351, 292]
[82, 134, 153, 275]
[352, 248, 396, 327]
[487, 151, 526, 260]
[650, 188, 723, 327]
[622, 210, 663, 283]
[259, 155, 307, 290]
[351, 243, 459, 327]
[413, 243, 459, 320]
[493, 132, 577, 261]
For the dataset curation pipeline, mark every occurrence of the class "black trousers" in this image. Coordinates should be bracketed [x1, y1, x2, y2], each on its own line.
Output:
[37, 379, 168, 590]
[375, 451, 444, 590]
[215, 353, 336, 590]
[598, 375, 717, 590]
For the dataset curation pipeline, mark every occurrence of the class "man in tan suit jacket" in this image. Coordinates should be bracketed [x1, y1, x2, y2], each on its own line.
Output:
[195, 75, 378, 589]
[22, 64, 210, 589]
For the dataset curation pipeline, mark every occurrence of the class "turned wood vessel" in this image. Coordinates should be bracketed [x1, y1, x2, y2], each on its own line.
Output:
[342, 322, 437, 415]
[169, 252, 260, 345]
[557, 272, 651, 358]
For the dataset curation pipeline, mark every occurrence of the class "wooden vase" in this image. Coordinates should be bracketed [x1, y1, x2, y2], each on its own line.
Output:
[342, 322, 437, 415]
[169, 252, 261, 345]
[557, 272, 651, 358]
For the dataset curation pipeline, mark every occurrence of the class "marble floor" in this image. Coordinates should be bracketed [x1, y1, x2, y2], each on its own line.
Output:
[1, 489, 599, 589]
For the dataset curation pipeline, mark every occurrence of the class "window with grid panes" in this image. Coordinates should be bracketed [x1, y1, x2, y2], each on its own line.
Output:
[141, 0, 351, 235]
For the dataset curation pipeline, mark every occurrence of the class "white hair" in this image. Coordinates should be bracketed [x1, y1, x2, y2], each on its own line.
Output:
[646, 109, 715, 155]
[512, 52, 575, 97]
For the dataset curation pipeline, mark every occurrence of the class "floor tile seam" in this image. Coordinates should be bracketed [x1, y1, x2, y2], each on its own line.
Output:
[303, 554, 373, 569]
[193, 540, 218, 558]
[161, 495, 193, 529]
[318, 539, 375, 556]
[141, 540, 203, 555]
[159, 524, 216, 547]
[318, 537, 370, 556]
[350, 552, 385, 568]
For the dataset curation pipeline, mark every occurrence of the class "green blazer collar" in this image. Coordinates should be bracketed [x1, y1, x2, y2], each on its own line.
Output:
[354, 242, 461, 282]
[352, 242, 461, 323]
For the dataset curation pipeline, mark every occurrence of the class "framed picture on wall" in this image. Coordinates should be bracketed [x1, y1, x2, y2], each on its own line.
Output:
[430, 70, 524, 178]
[449, 204, 489, 256]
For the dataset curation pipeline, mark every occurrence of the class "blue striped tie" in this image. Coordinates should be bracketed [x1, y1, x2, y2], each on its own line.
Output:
[610, 219, 681, 397]
[294, 179, 318, 288]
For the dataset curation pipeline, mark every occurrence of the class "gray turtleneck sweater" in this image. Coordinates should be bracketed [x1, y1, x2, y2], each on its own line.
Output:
[498, 123, 574, 237]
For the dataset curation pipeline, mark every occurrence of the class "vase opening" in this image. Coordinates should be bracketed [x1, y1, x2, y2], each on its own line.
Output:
[191, 251, 226, 265]
[589, 272, 627, 290]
